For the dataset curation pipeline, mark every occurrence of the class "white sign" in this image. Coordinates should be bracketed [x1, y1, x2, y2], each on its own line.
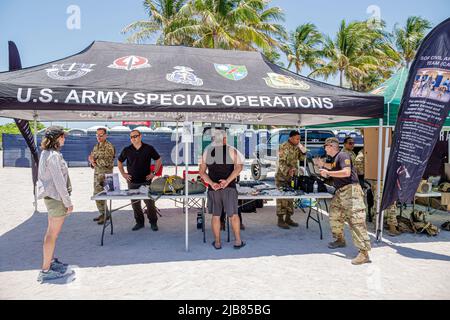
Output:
[104, 173, 121, 194]
[182, 121, 193, 143]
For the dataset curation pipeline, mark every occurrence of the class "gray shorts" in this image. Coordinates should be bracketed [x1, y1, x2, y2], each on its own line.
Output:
[207, 188, 238, 217]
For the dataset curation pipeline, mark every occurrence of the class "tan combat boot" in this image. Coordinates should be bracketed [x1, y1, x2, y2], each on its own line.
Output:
[93, 214, 103, 222]
[387, 224, 401, 236]
[97, 214, 110, 225]
[328, 235, 346, 249]
[285, 216, 299, 227]
[277, 216, 290, 229]
[351, 250, 371, 265]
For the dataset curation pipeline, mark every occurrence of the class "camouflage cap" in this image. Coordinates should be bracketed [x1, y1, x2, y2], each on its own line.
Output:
[324, 137, 339, 145]
[44, 126, 67, 140]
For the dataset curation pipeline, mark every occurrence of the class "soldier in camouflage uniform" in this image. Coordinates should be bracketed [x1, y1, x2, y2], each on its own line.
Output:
[354, 149, 364, 176]
[369, 179, 401, 236]
[354, 148, 365, 186]
[88, 128, 115, 225]
[352, 147, 400, 236]
[316, 137, 371, 265]
[342, 136, 356, 164]
[275, 130, 306, 229]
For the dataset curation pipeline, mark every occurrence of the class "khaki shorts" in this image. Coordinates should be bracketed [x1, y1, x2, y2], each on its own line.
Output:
[44, 197, 68, 217]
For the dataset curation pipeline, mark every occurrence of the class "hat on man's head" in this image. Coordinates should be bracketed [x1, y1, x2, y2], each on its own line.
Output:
[44, 126, 67, 140]
[324, 137, 339, 145]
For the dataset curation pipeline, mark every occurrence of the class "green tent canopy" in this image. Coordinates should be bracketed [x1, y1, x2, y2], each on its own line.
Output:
[309, 67, 450, 128]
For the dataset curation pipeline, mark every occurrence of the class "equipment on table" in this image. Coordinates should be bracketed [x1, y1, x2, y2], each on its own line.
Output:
[149, 175, 206, 195]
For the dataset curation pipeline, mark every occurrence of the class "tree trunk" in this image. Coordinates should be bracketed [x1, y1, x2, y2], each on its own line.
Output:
[339, 70, 343, 87]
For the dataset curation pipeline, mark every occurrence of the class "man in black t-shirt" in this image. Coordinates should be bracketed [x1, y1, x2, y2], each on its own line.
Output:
[315, 137, 371, 265]
[118, 130, 162, 231]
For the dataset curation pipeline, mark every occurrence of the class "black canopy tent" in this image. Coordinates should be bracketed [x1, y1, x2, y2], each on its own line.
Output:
[0, 41, 383, 124]
[0, 41, 386, 249]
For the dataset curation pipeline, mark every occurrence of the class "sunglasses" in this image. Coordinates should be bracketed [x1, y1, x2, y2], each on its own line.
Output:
[96, 134, 106, 137]
[346, 142, 355, 145]
[130, 134, 140, 139]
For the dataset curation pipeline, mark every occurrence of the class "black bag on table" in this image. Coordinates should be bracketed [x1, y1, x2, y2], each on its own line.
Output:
[297, 175, 327, 193]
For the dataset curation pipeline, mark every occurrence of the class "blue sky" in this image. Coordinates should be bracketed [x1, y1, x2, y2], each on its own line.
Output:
[0, 0, 448, 127]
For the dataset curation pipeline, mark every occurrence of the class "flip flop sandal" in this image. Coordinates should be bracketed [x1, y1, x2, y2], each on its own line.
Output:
[212, 241, 222, 250]
[233, 241, 246, 249]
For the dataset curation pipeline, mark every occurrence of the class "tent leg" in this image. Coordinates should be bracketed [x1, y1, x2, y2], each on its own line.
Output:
[175, 120, 179, 176]
[304, 128, 307, 173]
[375, 118, 384, 242]
[33, 114, 38, 213]
[184, 120, 189, 252]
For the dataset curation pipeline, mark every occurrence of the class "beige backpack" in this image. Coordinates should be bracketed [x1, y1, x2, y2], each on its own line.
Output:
[396, 212, 439, 236]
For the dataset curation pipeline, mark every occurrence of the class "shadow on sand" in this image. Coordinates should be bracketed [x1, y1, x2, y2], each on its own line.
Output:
[1, 205, 449, 272]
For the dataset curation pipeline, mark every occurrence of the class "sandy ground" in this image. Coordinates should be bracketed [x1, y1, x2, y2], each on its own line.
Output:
[0, 164, 449, 300]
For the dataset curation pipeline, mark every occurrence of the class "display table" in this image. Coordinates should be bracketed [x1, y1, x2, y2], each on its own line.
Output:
[238, 193, 333, 240]
[91, 192, 206, 247]
[413, 191, 442, 214]
[92, 191, 333, 249]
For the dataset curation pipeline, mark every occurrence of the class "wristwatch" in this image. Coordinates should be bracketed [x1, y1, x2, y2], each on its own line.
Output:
[151, 170, 157, 175]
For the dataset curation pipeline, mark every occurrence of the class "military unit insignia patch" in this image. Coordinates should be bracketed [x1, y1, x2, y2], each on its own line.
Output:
[214, 64, 248, 81]
[108, 55, 151, 71]
[263, 72, 310, 90]
[166, 66, 203, 86]
[45, 63, 95, 80]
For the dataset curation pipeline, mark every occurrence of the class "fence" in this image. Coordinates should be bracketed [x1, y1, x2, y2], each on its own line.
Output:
[2, 130, 265, 168]
[2, 133, 190, 167]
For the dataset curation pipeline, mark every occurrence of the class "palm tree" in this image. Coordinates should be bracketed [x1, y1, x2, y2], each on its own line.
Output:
[393, 16, 432, 67]
[122, 0, 191, 45]
[167, 0, 286, 51]
[239, 1, 287, 51]
[310, 20, 399, 89]
[351, 21, 400, 91]
[262, 47, 284, 66]
[284, 23, 324, 74]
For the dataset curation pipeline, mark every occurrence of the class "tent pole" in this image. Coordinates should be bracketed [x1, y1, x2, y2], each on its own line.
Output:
[33, 113, 38, 213]
[375, 118, 384, 242]
[383, 124, 390, 180]
[382, 111, 390, 185]
[184, 118, 189, 252]
[175, 119, 179, 176]
[304, 128, 307, 173]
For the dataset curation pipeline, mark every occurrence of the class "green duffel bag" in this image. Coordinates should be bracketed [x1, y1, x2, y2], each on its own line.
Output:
[187, 180, 207, 194]
[150, 175, 185, 194]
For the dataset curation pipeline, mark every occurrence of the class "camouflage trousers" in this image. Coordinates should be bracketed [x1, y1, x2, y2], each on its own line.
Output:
[275, 178, 294, 217]
[94, 173, 109, 215]
[368, 179, 398, 226]
[330, 183, 371, 251]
